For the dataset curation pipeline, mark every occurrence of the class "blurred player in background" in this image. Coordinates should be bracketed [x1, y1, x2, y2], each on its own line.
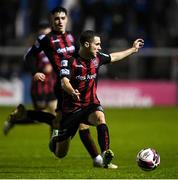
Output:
[3, 22, 57, 133]
[27, 22, 57, 115]
[49, 30, 144, 169]
[3, 6, 105, 168]
[26, 22, 57, 136]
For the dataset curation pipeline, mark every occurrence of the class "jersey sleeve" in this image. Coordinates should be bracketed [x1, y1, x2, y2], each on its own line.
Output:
[98, 52, 111, 66]
[60, 58, 72, 79]
[24, 45, 39, 75]
[37, 34, 61, 77]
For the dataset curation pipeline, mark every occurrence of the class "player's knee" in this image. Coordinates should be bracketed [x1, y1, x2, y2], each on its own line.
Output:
[97, 111, 106, 124]
[89, 111, 106, 125]
[55, 150, 68, 158]
[79, 123, 89, 130]
[54, 139, 70, 158]
[97, 117, 105, 124]
[55, 145, 69, 158]
[35, 101, 46, 110]
[49, 139, 68, 158]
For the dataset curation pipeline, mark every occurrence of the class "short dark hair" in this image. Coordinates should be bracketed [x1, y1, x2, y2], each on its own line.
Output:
[79, 30, 98, 46]
[50, 6, 68, 15]
[37, 21, 50, 30]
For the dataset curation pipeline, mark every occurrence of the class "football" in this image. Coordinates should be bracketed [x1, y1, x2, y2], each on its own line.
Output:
[136, 148, 160, 171]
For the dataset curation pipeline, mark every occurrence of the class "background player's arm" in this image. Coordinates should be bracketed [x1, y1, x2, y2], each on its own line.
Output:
[110, 39, 144, 63]
[61, 77, 80, 101]
[24, 46, 39, 75]
[25, 46, 46, 82]
[38, 35, 62, 76]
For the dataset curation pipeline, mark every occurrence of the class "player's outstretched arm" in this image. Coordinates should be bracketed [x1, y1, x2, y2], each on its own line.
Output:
[110, 39, 144, 63]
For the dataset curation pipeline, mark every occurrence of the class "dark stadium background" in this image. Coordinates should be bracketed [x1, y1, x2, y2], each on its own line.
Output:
[0, 1, 178, 96]
[0, 1, 178, 179]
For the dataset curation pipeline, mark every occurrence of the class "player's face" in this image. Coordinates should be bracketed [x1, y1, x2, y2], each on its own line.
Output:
[51, 12, 68, 33]
[89, 36, 101, 57]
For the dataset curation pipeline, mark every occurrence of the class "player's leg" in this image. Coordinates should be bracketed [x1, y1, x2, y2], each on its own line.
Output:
[78, 123, 103, 167]
[48, 99, 57, 115]
[49, 110, 79, 158]
[50, 126, 71, 158]
[46, 99, 57, 136]
[3, 92, 55, 135]
[27, 94, 55, 126]
[3, 104, 55, 135]
[88, 109, 118, 169]
[50, 132, 71, 158]
[27, 91, 56, 126]
[52, 98, 62, 130]
[3, 104, 27, 135]
[53, 137, 71, 158]
[33, 100, 46, 111]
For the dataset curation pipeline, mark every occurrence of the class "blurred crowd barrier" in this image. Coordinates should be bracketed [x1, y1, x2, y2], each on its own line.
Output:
[98, 80, 177, 107]
[0, 78, 23, 105]
[0, 46, 178, 106]
[1, 46, 178, 80]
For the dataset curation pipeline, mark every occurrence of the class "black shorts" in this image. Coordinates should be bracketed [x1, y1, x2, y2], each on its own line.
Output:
[55, 97, 63, 112]
[54, 83, 63, 112]
[57, 104, 104, 141]
[31, 93, 56, 109]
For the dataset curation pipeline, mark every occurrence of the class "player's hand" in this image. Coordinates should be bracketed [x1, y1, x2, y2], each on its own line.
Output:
[71, 89, 80, 101]
[33, 72, 46, 81]
[133, 39, 144, 52]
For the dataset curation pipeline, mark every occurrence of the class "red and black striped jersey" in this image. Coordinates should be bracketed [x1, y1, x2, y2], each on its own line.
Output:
[25, 30, 77, 100]
[31, 72, 57, 97]
[31, 50, 57, 97]
[25, 45, 57, 97]
[60, 52, 111, 113]
[37, 30, 77, 79]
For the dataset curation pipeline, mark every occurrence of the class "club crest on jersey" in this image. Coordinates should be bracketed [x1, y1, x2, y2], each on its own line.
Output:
[61, 60, 68, 67]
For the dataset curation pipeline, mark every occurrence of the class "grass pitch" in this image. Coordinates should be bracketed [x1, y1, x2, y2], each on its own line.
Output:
[0, 106, 178, 179]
